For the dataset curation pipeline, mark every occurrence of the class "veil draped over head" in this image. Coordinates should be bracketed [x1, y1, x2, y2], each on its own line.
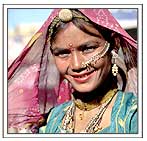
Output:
[8, 9, 137, 132]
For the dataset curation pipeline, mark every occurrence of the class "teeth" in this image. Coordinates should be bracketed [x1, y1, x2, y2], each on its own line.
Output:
[74, 70, 95, 78]
[76, 74, 88, 78]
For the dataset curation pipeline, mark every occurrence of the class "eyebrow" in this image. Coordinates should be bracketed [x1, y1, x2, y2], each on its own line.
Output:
[52, 47, 69, 53]
[52, 40, 101, 52]
[78, 41, 100, 49]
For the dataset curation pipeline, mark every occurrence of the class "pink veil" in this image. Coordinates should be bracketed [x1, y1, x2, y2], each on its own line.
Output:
[8, 9, 137, 132]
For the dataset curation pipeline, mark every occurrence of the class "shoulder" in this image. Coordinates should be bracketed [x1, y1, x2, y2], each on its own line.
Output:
[47, 100, 73, 124]
[115, 91, 137, 107]
[115, 91, 137, 116]
[112, 91, 137, 133]
[39, 101, 72, 133]
[51, 100, 72, 115]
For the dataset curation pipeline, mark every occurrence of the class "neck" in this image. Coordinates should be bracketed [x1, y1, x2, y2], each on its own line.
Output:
[72, 72, 117, 103]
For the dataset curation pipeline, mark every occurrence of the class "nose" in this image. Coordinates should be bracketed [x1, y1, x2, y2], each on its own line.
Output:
[70, 51, 83, 71]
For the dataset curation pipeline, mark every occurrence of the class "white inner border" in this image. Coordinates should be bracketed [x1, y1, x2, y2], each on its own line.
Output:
[3, 4, 142, 139]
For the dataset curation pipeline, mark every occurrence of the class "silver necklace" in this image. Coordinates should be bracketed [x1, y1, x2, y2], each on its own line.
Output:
[61, 91, 117, 133]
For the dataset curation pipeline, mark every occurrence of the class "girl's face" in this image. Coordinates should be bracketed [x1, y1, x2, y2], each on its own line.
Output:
[51, 22, 111, 93]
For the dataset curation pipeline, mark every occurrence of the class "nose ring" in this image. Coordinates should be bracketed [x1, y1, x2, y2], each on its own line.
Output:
[81, 42, 110, 69]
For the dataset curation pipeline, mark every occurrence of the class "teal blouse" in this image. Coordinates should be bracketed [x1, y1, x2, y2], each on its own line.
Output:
[39, 91, 137, 133]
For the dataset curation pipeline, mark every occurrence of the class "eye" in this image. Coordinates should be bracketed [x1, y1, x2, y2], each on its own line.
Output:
[58, 53, 70, 58]
[53, 50, 70, 58]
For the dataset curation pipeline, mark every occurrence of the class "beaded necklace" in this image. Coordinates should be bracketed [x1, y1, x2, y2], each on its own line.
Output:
[61, 89, 118, 133]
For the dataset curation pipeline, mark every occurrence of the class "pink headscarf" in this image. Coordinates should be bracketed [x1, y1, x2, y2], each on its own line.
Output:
[8, 9, 137, 132]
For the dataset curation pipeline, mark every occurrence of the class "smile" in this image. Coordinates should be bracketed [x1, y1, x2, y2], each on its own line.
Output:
[71, 70, 96, 83]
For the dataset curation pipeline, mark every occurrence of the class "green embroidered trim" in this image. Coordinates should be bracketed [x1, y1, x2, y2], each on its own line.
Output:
[39, 110, 54, 133]
[39, 125, 46, 133]
[118, 118, 125, 129]
[123, 99, 137, 132]
[115, 93, 125, 133]
[50, 117, 58, 132]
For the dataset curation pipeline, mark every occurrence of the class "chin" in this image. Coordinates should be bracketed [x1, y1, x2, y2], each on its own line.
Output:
[65, 74, 102, 93]
[71, 83, 98, 93]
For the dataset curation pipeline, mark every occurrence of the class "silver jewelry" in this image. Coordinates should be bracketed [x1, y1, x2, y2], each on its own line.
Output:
[111, 50, 118, 76]
[61, 90, 117, 133]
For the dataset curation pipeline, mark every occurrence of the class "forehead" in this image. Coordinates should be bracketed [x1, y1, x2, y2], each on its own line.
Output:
[51, 22, 105, 48]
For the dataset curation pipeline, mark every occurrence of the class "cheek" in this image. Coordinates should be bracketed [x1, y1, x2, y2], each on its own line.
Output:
[54, 58, 69, 75]
[102, 57, 111, 75]
[95, 56, 111, 72]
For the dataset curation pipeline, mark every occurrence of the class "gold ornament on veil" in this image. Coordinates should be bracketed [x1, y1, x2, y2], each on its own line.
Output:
[58, 9, 73, 22]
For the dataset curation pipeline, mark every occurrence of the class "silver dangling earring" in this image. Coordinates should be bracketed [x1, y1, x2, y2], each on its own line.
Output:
[111, 50, 118, 76]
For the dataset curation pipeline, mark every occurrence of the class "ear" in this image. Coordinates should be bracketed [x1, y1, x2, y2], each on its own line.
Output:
[110, 32, 121, 53]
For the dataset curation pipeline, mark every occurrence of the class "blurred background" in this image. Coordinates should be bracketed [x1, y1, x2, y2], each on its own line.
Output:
[8, 9, 137, 66]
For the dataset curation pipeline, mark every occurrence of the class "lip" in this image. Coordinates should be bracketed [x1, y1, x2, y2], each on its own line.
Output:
[71, 70, 95, 83]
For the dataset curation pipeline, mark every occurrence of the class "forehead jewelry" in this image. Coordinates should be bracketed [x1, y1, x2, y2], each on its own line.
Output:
[58, 9, 73, 22]
[58, 9, 89, 23]
[81, 41, 110, 70]
[48, 9, 89, 41]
